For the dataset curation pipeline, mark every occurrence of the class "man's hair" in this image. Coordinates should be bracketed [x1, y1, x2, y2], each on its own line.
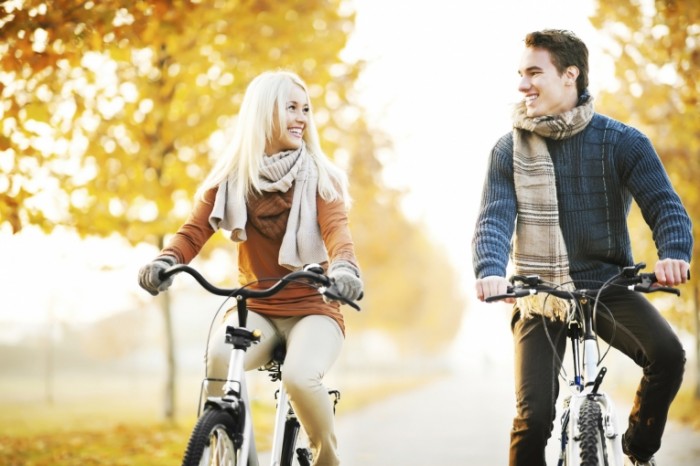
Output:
[524, 29, 589, 96]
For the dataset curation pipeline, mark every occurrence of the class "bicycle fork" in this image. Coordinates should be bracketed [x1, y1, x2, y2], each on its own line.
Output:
[558, 299, 625, 466]
[269, 380, 292, 465]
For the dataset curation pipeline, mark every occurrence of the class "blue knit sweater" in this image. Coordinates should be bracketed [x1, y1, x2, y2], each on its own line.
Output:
[472, 113, 693, 287]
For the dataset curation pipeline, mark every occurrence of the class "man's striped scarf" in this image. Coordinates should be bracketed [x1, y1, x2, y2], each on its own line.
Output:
[511, 95, 595, 320]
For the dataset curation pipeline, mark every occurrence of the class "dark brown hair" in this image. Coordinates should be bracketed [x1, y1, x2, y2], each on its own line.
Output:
[524, 29, 589, 96]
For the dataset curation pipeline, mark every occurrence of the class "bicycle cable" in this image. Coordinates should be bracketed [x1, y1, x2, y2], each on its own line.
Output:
[201, 275, 338, 378]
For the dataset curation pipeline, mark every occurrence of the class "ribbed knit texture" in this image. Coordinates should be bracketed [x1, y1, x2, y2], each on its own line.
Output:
[511, 98, 594, 319]
[209, 142, 328, 270]
[472, 113, 693, 289]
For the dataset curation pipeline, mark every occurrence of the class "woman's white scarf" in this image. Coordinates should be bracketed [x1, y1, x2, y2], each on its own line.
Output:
[209, 142, 328, 270]
[512, 95, 594, 320]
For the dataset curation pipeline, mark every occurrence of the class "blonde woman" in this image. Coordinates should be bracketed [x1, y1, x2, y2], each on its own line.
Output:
[139, 70, 362, 466]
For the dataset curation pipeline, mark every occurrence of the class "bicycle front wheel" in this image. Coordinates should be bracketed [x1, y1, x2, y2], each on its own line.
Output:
[182, 407, 241, 466]
[577, 398, 607, 466]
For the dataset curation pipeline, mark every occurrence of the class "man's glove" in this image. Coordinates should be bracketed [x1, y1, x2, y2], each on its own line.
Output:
[327, 260, 363, 302]
[138, 255, 177, 296]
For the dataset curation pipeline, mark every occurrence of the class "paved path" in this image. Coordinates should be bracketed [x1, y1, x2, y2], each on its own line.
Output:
[258, 303, 700, 465]
[258, 364, 700, 465]
[333, 369, 700, 465]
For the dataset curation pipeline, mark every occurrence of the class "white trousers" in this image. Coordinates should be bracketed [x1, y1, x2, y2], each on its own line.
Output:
[206, 311, 344, 466]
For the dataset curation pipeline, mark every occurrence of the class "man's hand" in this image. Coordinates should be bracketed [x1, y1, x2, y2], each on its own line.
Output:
[654, 258, 690, 286]
[475, 276, 513, 303]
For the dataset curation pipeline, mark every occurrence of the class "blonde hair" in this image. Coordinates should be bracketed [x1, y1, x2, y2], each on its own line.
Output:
[197, 70, 349, 206]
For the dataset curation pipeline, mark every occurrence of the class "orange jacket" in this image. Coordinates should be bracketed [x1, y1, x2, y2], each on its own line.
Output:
[161, 186, 359, 334]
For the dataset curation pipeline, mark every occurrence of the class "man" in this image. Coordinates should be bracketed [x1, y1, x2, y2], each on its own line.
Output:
[471, 29, 692, 466]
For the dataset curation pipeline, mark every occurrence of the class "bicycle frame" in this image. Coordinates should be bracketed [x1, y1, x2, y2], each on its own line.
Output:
[167, 264, 359, 466]
[488, 263, 684, 466]
[557, 294, 624, 466]
[199, 319, 261, 464]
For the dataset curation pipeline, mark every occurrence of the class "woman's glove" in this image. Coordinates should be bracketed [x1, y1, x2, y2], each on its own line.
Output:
[138, 255, 177, 296]
[328, 260, 363, 302]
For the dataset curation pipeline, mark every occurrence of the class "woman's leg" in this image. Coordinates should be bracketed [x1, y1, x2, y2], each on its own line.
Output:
[278, 314, 344, 466]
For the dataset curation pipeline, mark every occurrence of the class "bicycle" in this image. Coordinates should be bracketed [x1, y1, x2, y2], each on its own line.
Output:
[159, 263, 361, 466]
[486, 262, 684, 466]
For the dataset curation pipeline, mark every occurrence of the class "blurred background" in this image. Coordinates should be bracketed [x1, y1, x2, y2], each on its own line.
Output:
[1, 0, 698, 464]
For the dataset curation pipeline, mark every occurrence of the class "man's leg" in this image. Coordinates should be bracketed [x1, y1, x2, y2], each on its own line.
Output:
[596, 289, 686, 461]
[510, 310, 567, 466]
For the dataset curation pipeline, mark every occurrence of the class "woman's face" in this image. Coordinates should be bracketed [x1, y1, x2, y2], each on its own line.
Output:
[265, 84, 309, 155]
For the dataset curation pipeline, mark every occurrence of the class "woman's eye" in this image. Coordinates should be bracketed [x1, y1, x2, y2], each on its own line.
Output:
[303, 106, 310, 114]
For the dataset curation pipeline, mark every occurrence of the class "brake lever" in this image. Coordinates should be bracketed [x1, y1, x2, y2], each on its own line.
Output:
[484, 287, 535, 302]
[632, 283, 681, 296]
[322, 285, 362, 311]
[629, 274, 681, 296]
[510, 275, 542, 286]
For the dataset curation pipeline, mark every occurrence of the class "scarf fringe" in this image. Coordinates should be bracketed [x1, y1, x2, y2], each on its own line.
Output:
[517, 294, 570, 321]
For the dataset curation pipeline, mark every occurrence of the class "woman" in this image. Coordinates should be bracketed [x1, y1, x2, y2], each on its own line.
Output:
[138, 70, 363, 466]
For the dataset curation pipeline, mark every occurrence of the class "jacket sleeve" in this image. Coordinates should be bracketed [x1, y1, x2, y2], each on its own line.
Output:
[161, 188, 218, 264]
[317, 194, 360, 272]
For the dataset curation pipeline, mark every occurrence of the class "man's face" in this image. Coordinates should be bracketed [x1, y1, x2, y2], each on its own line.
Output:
[517, 47, 577, 117]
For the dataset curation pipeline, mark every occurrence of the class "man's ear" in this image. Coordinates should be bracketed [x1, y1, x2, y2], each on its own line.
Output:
[565, 66, 580, 85]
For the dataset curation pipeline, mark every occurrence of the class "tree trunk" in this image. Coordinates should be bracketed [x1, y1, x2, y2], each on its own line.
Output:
[158, 234, 177, 421]
[44, 304, 54, 405]
[694, 282, 700, 400]
[161, 290, 177, 420]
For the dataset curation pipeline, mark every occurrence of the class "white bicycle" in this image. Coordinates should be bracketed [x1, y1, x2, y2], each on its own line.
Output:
[487, 262, 683, 466]
[160, 263, 360, 466]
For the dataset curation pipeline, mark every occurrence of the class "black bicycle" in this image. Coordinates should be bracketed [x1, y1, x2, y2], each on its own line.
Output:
[486, 262, 684, 466]
[160, 263, 360, 466]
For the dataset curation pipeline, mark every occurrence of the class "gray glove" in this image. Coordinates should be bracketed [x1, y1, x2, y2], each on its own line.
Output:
[328, 260, 363, 302]
[138, 255, 177, 296]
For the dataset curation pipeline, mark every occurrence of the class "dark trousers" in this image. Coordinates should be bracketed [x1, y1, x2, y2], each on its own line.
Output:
[509, 287, 685, 466]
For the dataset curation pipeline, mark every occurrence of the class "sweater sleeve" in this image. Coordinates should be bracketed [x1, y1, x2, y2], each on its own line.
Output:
[160, 188, 217, 264]
[618, 130, 693, 262]
[317, 194, 359, 272]
[472, 133, 518, 279]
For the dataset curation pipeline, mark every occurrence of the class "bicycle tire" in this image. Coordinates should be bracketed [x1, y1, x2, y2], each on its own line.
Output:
[578, 398, 607, 466]
[182, 407, 242, 466]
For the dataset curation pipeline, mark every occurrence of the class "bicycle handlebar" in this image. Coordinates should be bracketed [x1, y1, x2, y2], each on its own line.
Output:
[160, 264, 362, 311]
[484, 262, 684, 303]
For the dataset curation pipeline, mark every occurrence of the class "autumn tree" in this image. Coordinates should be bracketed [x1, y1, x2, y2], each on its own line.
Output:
[1, 0, 364, 420]
[1, 0, 466, 420]
[590, 0, 700, 396]
[342, 118, 465, 355]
